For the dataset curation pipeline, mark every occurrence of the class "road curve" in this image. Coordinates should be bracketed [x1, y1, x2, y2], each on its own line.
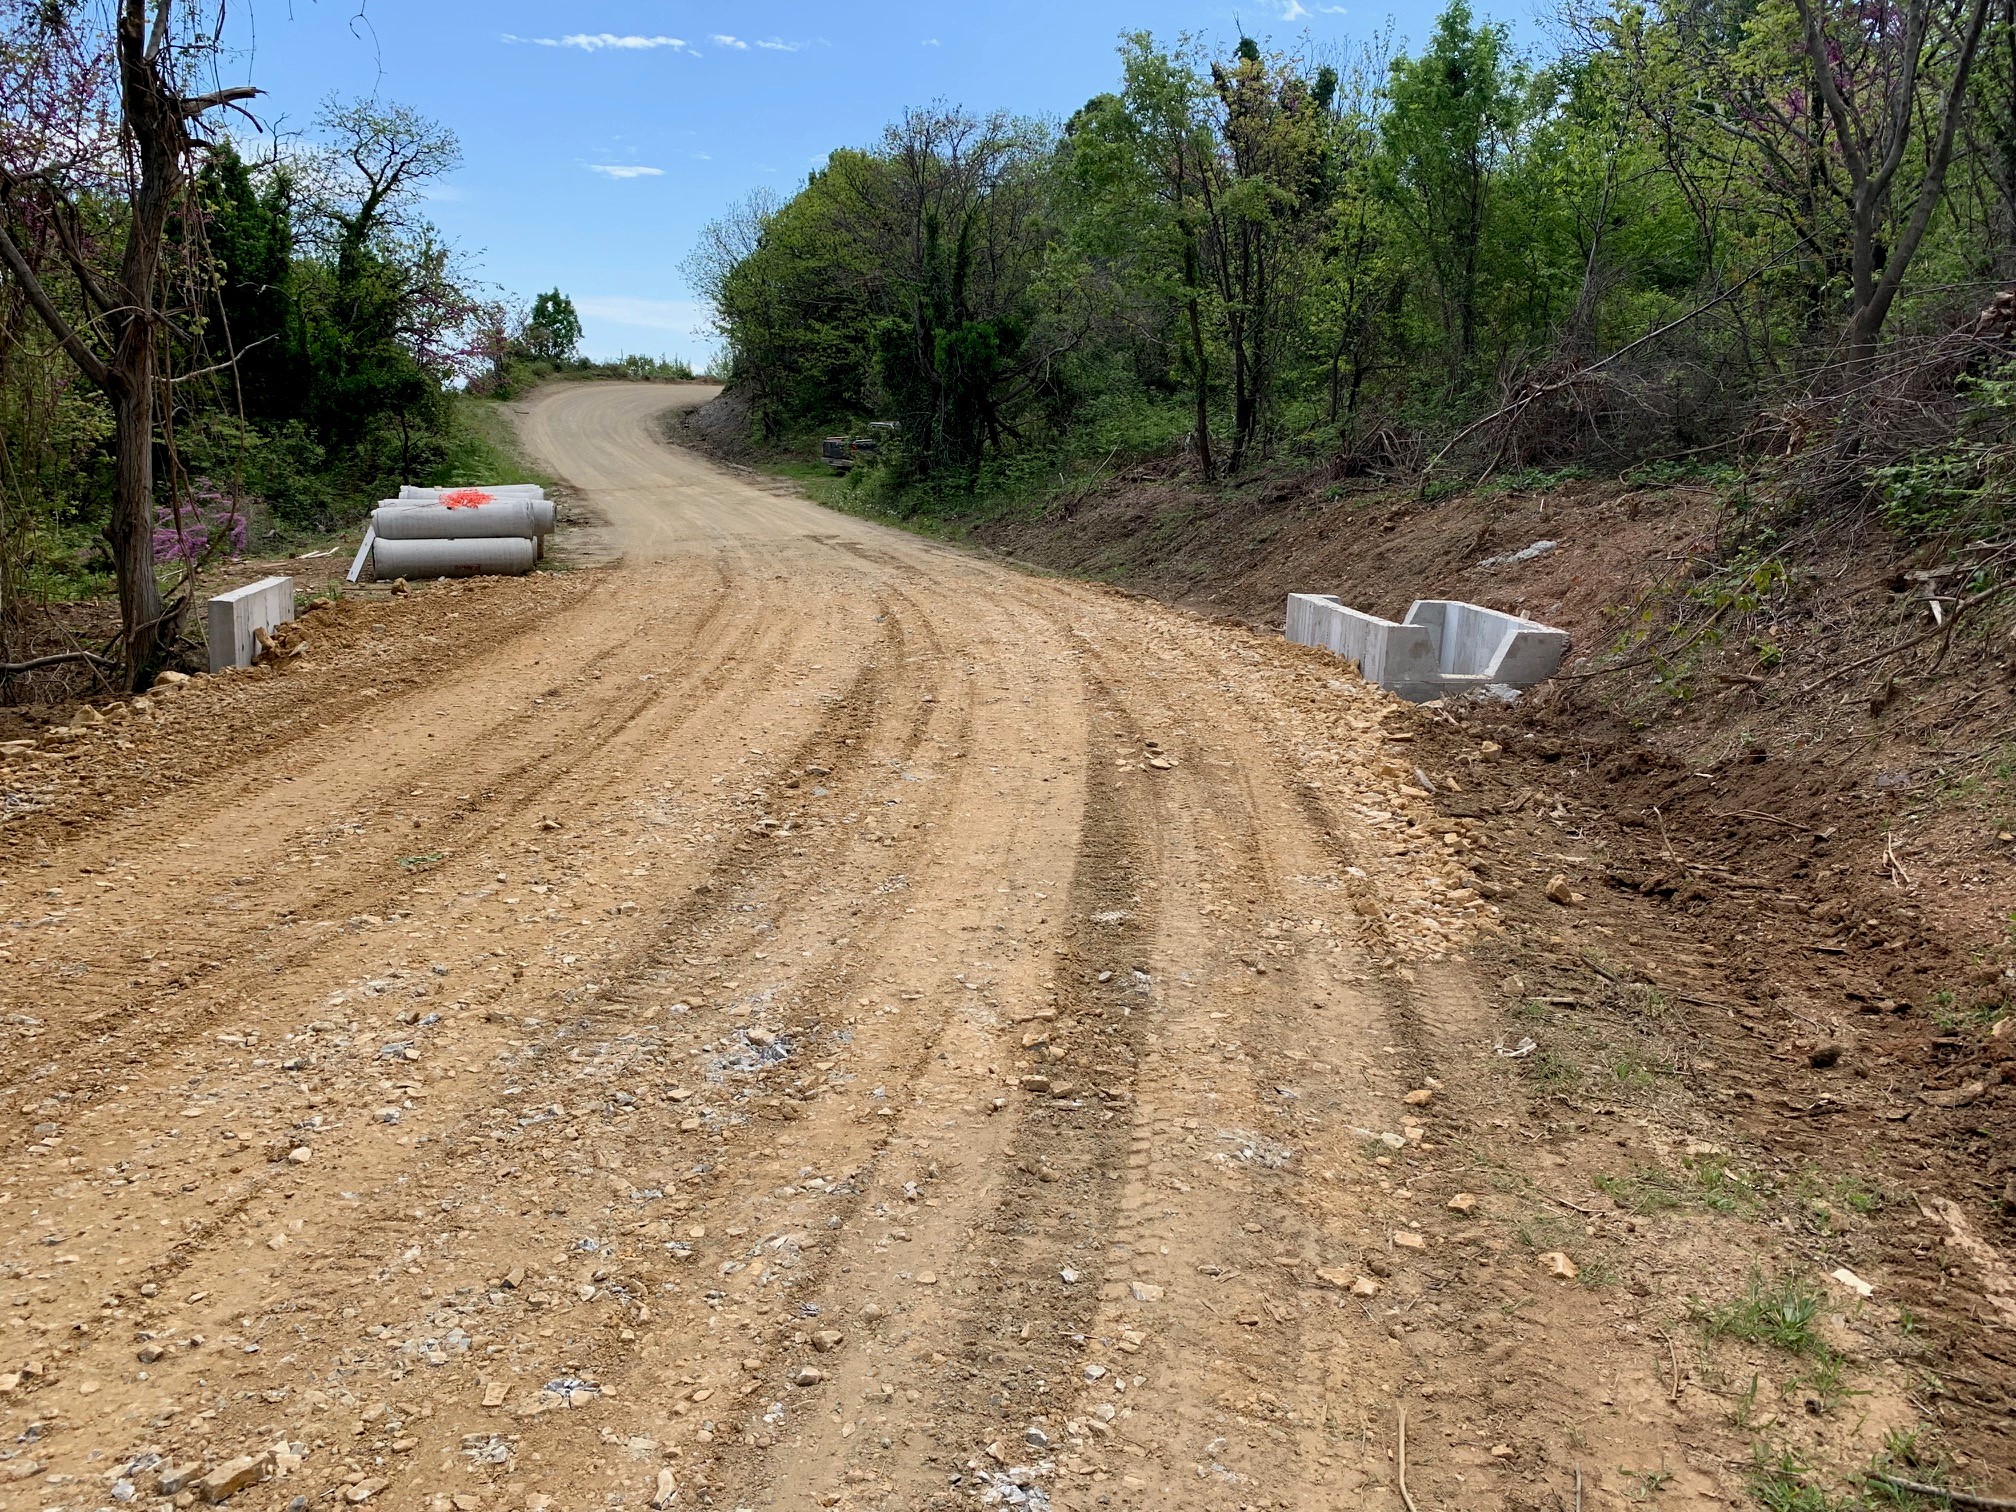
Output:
[0, 384, 1661, 1512]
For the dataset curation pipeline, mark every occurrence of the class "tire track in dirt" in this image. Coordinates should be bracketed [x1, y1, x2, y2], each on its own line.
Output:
[0, 583, 784, 1129]
[0, 383, 1842, 1512]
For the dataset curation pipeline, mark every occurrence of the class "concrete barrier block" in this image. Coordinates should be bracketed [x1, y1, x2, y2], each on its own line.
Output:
[371, 536, 538, 579]
[1404, 600, 1569, 684]
[206, 575, 295, 673]
[1288, 593, 1568, 701]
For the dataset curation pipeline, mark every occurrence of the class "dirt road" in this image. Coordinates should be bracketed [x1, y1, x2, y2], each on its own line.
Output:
[0, 384, 1955, 1511]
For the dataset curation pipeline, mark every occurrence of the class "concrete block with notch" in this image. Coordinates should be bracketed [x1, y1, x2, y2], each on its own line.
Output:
[1285, 593, 1567, 701]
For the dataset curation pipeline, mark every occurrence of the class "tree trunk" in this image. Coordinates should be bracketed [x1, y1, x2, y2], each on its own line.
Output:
[107, 367, 166, 683]
[0, 3, 256, 689]
[107, 2, 182, 686]
[1182, 233, 1214, 480]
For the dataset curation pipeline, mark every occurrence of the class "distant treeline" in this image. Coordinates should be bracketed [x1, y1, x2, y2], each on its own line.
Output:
[688, 1, 2016, 524]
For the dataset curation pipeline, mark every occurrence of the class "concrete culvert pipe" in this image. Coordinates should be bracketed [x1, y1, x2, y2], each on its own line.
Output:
[373, 501, 546, 540]
[371, 536, 538, 579]
[398, 484, 546, 501]
[388, 494, 555, 534]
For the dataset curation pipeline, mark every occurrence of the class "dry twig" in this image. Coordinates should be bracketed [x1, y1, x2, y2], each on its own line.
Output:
[1397, 1405, 1421, 1512]
[1873, 1474, 2016, 1509]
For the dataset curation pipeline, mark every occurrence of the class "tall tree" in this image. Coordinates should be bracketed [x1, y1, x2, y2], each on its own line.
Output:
[1380, 0, 1526, 372]
[524, 289, 582, 362]
[1792, 0, 1994, 370]
[0, 0, 257, 686]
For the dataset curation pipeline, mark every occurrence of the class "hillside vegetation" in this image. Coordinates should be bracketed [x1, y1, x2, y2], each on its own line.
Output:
[689, 2, 2016, 548]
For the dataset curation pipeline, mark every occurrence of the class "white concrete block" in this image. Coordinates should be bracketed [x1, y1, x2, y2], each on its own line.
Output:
[1403, 600, 1569, 684]
[1285, 594, 1443, 700]
[1286, 593, 1567, 701]
[206, 575, 295, 673]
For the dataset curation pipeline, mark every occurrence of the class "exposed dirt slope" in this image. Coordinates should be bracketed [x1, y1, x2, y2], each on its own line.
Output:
[0, 385, 2004, 1512]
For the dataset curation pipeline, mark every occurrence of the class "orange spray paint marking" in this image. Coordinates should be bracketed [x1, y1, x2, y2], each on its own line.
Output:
[441, 488, 495, 509]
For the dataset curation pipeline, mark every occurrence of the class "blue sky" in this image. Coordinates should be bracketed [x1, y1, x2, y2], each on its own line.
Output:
[224, 2, 1453, 361]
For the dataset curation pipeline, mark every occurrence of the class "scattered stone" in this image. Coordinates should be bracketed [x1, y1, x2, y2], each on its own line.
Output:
[138, 1344, 166, 1363]
[346, 1478, 389, 1503]
[1808, 1041, 1844, 1069]
[1490, 1443, 1515, 1459]
[1129, 1281, 1164, 1302]
[859, 1303, 885, 1323]
[1544, 875, 1577, 906]
[287, 1146, 312, 1164]
[198, 1452, 273, 1503]
[156, 1464, 203, 1496]
[791, 1366, 827, 1387]
[1829, 1267, 1875, 1299]
[1540, 1251, 1578, 1281]
[810, 1329, 844, 1353]
[915, 1271, 938, 1286]
[1351, 1276, 1383, 1297]
[1392, 1230, 1427, 1250]
[1402, 1089, 1434, 1106]
[652, 1468, 677, 1509]
[1921, 1080, 1989, 1108]
[1447, 1193, 1478, 1213]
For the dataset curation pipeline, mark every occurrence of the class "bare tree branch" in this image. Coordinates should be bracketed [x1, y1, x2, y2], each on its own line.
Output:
[0, 217, 113, 388]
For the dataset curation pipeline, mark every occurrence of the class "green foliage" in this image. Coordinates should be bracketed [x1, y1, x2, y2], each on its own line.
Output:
[1873, 362, 2016, 537]
[1594, 1165, 1687, 1214]
[525, 290, 583, 363]
[1, 86, 491, 620]
[693, 0, 2015, 523]
[1696, 1271, 1827, 1355]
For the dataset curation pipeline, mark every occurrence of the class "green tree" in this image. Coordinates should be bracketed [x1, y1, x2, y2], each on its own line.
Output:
[1380, 0, 1528, 374]
[524, 289, 582, 362]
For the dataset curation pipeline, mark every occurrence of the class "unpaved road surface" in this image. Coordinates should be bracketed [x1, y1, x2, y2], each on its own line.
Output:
[0, 384, 1975, 1512]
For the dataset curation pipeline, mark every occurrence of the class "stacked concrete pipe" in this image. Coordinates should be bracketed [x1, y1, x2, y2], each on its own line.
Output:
[349, 484, 554, 582]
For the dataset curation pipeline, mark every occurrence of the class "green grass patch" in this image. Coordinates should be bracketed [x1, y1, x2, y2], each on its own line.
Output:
[1696, 1271, 1827, 1355]
[1594, 1165, 1688, 1215]
[424, 395, 556, 491]
[1683, 1153, 1768, 1214]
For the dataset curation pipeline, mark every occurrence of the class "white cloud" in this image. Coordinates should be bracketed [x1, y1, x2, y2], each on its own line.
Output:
[589, 164, 665, 179]
[921, 37, 941, 46]
[710, 33, 748, 49]
[755, 38, 800, 51]
[574, 296, 712, 336]
[503, 32, 696, 53]
[1280, 0, 1310, 16]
